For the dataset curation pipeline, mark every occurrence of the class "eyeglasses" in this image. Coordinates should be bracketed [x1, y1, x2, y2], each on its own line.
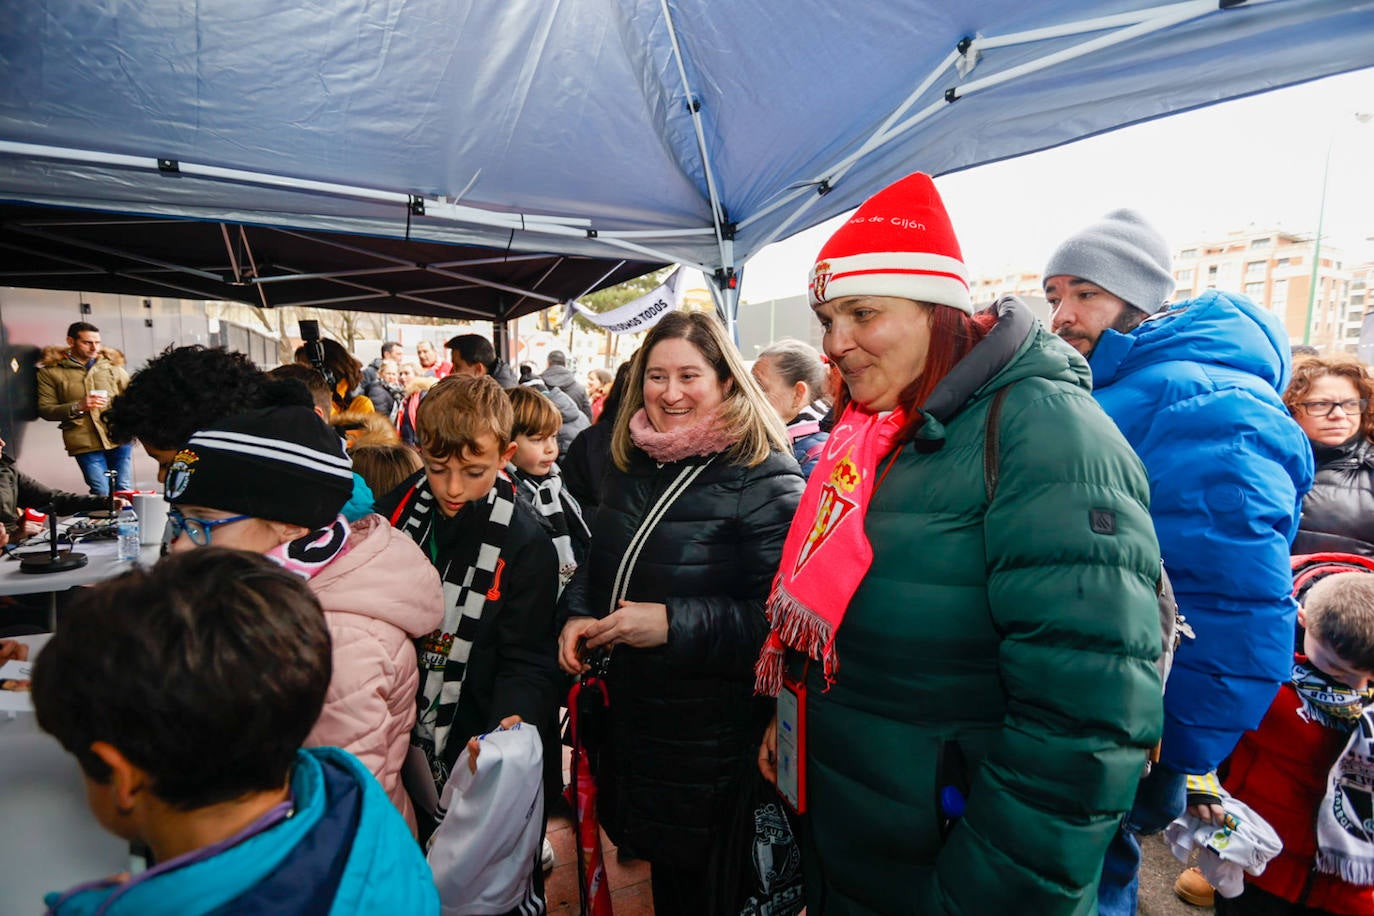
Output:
[1297, 399, 1369, 418]
[166, 507, 251, 546]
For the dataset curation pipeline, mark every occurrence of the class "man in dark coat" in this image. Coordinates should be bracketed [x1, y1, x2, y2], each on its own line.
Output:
[446, 334, 519, 390]
[541, 351, 592, 419]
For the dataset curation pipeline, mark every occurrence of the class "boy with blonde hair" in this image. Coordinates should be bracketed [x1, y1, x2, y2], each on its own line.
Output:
[374, 375, 561, 857]
[506, 386, 590, 593]
[1187, 572, 1374, 914]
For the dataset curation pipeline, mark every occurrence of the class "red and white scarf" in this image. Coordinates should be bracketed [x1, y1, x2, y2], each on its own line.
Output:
[755, 403, 905, 695]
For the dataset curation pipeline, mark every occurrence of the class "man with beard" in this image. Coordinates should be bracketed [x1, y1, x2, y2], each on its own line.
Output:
[1043, 209, 1313, 916]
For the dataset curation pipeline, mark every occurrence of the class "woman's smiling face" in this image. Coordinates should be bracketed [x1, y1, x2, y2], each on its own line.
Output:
[641, 337, 729, 433]
[813, 295, 932, 411]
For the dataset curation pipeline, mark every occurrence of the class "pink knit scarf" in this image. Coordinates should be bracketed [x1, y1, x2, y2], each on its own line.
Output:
[755, 404, 906, 695]
[629, 406, 737, 463]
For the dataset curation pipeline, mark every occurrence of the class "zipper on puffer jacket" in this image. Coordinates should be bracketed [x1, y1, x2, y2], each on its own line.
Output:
[608, 460, 711, 615]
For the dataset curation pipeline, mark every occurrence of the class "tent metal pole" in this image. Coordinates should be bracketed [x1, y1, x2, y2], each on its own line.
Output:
[572, 260, 631, 303]
[0, 238, 230, 301]
[0, 141, 712, 265]
[269, 227, 564, 304]
[747, 0, 1239, 256]
[658, 0, 732, 276]
[951, 4, 1210, 101]
[5, 222, 227, 282]
[737, 46, 961, 248]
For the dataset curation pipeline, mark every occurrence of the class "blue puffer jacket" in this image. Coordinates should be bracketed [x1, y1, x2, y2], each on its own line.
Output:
[1089, 289, 1314, 775]
[45, 748, 438, 916]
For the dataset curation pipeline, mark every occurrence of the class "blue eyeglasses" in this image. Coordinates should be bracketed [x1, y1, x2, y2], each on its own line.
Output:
[166, 507, 252, 546]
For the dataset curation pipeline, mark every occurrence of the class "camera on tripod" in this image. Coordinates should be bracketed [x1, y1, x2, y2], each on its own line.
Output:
[298, 319, 336, 389]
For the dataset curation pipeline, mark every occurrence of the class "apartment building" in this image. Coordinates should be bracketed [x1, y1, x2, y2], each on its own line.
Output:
[1172, 228, 1356, 353]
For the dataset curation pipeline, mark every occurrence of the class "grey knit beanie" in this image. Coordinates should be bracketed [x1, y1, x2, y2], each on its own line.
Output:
[1043, 209, 1175, 314]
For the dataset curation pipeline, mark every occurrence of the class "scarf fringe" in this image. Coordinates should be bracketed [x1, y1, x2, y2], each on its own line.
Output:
[1316, 848, 1374, 886]
[754, 583, 836, 697]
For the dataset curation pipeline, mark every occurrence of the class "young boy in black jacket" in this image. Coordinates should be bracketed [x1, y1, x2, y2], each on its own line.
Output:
[374, 375, 563, 850]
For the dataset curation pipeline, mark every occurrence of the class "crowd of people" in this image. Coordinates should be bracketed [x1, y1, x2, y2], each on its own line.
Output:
[6, 169, 1374, 915]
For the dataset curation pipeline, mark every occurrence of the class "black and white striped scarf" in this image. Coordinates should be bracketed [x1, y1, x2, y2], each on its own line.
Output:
[388, 474, 516, 791]
[508, 463, 589, 593]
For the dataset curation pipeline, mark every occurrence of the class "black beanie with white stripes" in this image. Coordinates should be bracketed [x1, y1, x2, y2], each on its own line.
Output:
[164, 406, 353, 530]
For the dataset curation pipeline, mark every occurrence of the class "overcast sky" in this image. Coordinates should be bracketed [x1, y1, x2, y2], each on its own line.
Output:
[734, 67, 1374, 305]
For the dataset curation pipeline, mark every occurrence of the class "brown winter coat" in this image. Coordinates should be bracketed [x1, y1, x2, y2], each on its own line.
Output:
[36, 354, 129, 455]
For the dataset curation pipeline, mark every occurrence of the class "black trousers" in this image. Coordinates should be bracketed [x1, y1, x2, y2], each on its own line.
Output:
[1215, 882, 1342, 916]
[650, 862, 712, 916]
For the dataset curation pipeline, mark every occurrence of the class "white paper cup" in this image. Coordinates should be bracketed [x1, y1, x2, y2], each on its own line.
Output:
[131, 493, 168, 546]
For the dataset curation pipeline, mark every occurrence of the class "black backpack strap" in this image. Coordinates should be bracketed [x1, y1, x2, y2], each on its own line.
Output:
[983, 383, 1016, 503]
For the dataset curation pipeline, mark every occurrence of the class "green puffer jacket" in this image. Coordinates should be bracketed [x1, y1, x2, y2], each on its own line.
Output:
[801, 299, 1164, 916]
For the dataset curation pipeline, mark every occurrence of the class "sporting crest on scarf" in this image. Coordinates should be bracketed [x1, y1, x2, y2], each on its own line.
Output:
[792, 452, 859, 576]
[756, 406, 905, 695]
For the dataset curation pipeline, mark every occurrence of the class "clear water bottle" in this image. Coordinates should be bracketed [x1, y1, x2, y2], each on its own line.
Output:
[117, 506, 140, 561]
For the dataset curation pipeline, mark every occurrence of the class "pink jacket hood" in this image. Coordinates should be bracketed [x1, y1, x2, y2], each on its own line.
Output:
[309, 513, 442, 637]
[302, 513, 443, 833]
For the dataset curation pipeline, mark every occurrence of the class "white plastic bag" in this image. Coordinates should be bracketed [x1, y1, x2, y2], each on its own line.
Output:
[426, 723, 545, 915]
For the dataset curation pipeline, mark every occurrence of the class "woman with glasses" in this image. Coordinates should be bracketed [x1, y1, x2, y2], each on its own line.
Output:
[1283, 354, 1374, 557]
[163, 405, 444, 834]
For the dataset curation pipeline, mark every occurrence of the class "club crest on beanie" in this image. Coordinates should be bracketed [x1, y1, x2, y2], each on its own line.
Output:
[809, 172, 972, 314]
[1043, 208, 1175, 314]
[164, 406, 353, 530]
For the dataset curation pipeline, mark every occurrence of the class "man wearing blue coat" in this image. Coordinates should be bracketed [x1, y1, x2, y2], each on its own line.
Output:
[1043, 210, 1313, 915]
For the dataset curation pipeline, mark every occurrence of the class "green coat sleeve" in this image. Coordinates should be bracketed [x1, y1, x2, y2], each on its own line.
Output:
[923, 384, 1164, 915]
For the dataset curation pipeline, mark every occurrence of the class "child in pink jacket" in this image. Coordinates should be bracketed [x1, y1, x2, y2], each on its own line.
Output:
[163, 405, 443, 832]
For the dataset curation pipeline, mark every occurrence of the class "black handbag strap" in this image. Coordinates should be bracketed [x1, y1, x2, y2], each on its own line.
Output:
[983, 383, 1016, 503]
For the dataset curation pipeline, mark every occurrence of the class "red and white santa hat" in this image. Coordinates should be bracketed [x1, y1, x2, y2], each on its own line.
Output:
[809, 172, 971, 314]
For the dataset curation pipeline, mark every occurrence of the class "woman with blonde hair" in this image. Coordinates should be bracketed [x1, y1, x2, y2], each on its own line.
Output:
[557, 310, 804, 914]
[1284, 353, 1374, 556]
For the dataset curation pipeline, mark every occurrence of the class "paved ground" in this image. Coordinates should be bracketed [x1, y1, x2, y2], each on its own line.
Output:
[547, 743, 1213, 914]
[1141, 832, 1213, 916]
[544, 819, 1213, 915]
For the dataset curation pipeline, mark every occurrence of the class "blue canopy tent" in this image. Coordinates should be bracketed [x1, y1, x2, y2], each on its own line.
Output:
[1, 0, 1372, 334]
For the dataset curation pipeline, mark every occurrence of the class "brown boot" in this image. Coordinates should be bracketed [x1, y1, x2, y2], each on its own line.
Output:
[1173, 866, 1216, 907]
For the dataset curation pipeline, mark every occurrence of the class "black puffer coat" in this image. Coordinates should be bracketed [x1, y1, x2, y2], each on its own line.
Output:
[1292, 435, 1374, 557]
[559, 446, 803, 867]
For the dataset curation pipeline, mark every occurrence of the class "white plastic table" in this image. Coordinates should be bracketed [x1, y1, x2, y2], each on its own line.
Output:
[0, 539, 161, 628]
[0, 635, 132, 916]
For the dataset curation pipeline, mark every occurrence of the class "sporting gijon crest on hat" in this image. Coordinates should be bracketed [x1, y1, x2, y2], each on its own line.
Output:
[808, 172, 972, 314]
[810, 260, 833, 303]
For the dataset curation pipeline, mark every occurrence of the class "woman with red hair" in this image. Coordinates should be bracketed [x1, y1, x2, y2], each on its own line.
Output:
[755, 172, 1165, 914]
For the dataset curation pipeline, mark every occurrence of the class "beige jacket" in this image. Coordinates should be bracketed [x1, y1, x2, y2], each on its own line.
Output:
[35, 354, 130, 455]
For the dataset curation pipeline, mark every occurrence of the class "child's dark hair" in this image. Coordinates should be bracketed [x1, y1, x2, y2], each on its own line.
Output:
[31, 549, 332, 810]
[508, 386, 561, 439]
[416, 374, 513, 460]
[1305, 572, 1374, 672]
